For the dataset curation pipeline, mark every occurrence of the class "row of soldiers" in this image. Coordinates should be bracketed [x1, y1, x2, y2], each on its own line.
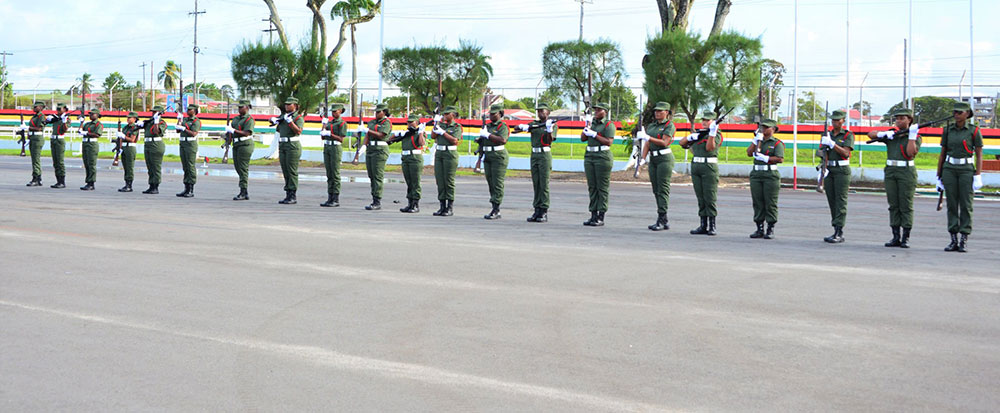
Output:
[17, 100, 985, 251]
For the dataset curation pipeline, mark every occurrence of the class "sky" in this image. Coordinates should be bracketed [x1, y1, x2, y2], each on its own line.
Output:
[2, 0, 998, 118]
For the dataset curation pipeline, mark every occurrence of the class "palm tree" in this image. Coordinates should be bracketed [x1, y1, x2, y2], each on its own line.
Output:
[331, 0, 378, 115]
[158, 60, 181, 97]
[75, 73, 93, 109]
[220, 84, 235, 102]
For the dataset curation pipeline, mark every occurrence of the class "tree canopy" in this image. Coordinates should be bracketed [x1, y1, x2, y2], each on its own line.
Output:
[381, 40, 492, 115]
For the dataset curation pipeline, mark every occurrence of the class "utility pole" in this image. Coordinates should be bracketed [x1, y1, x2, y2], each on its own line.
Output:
[139, 62, 148, 111]
[576, 0, 593, 41]
[150, 61, 155, 109]
[377, 0, 384, 103]
[0, 51, 11, 110]
[189, 0, 205, 105]
[262, 18, 277, 45]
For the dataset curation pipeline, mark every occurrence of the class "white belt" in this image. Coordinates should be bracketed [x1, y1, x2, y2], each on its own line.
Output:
[368, 140, 388, 146]
[324, 140, 342, 146]
[278, 137, 300, 142]
[402, 150, 423, 155]
[144, 137, 163, 142]
[886, 160, 914, 167]
[29, 133, 43, 138]
[51, 135, 65, 140]
[692, 156, 718, 163]
[753, 164, 777, 171]
[234, 136, 253, 142]
[946, 156, 972, 165]
[532, 147, 551, 153]
[481, 145, 505, 152]
[82, 138, 99, 143]
[122, 142, 135, 147]
[179, 137, 198, 142]
[650, 149, 672, 157]
[827, 160, 849, 167]
[586, 145, 610, 152]
[436, 145, 457, 151]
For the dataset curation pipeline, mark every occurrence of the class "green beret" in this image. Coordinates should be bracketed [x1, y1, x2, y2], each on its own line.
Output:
[374, 103, 388, 112]
[283, 97, 299, 105]
[329, 103, 344, 112]
[592, 102, 610, 111]
[830, 109, 846, 120]
[700, 111, 716, 119]
[186, 104, 199, 111]
[442, 105, 458, 115]
[535, 103, 550, 110]
[33, 101, 45, 108]
[760, 118, 778, 128]
[952, 102, 971, 112]
[407, 113, 420, 122]
[892, 108, 913, 117]
[127, 112, 139, 118]
[88, 109, 102, 116]
[238, 99, 252, 107]
[57, 103, 68, 109]
[653, 101, 671, 111]
[152, 105, 164, 112]
[489, 104, 504, 114]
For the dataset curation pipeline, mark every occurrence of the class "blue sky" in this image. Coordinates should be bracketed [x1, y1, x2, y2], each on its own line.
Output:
[2, 0, 997, 117]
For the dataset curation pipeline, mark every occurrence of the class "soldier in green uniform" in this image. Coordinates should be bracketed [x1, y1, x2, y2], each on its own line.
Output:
[819, 109, 855, 243]
[581, 103, 616, 226]
[78, 109, 103, 190]
[174, 104, 202, 198]
[867, 108, 921, 248]
[359, 103, 393, 210]
[273, 97, 304, 204]
[516, 103, 558, 223]
[227, 100, 256, 201]
[388, 114, 427, 213]
[747, 118, 784, 239]
[115, 112, 142, 192]
[679, 111, 722, 235]
[478, 104, 510, 220]
[432, 106, 463, 216]
[45, 103, 71, 188]
[936, 102, 984, 252]
[638, 101, 676, 231]
[319, 103, 347, 207]
[24, 101, 47, 186]
[140, 106, 167, 194]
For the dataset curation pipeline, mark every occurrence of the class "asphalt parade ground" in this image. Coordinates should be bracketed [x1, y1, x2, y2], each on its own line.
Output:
[2, 155, 999, 411]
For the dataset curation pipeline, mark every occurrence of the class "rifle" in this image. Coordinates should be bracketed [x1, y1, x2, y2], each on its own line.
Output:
[221, 98, 232, 164]
[816, 101, 830, 194]
[936, 190, 945, 211]
[352, 93, 365, 165]
[112, 112, 123, 166]
[473, 114, 487, 174]
[17, 112, 27, 156]
[632, 123, 646, 179]
[866, 115, 952, 144]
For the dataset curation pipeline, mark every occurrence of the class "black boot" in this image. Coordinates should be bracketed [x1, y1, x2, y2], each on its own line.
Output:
[527, 208, 540, 222]
[27, 175, 42, 186]
[319, 193, 339, 207]
[690, 216, 708, 235]
[80, 182, 95, 191]
[365, 197, 381, 210]
[583, 211, 597, 226]
[592, 211, 605, 227]
[433, 200, 447, 216]
[706, 217, 717, 236]
[233, 188, 249, 201]
[400, 199, 413, 213]
[763, 222, 775, 239]
[957, 233, 968, 253]
[184, 184, 195, 198]
[484, 202, 501, 220]
[286, 191, 297, 204]
[278, 190, 295, 204]
[410, 200, 419, 213]
[884, 226, 901, 247]
[648, 213, 668, 231]
[899, 227, 910, 249]
[944, 233, 959, 252]
[118, 180, 133, 192]
[536, 208, 548, 223]
[442, 200, 454, 216]
[824, 226, 844, 243]
[143, 183, 158, 194]
[176, 184, 190, 197]
[750, 222, 765, 238]
[50, 176, 65, 189]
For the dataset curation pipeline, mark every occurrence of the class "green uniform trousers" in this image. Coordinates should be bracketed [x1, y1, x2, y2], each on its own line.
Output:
[233, 141, 254, 190]
[323, 144, 342, 195]
[484, 150, 508, 205]
[366, 145, 388, 199]
[50, 138, 66, 178]
[648, 153, 674, 214]
[29, 136, 44, 177]
[530, 151, 552, 209]
[750, 172, 780, 224]
[435, 149, 458, 201]
[941, 165, 975, 234]
[279, 141, 301, 192]
[144, 141, 165, 185]
[824, 166, 851, 227]
[691, 162, 719, 218]
[82, 141, 99, 184]
[884, 166, 916, 229]
[122, 146, 136, 181]
[401, 154, 423, 200]
[584, 151, 613, 212]
[179, 140, 198, 185]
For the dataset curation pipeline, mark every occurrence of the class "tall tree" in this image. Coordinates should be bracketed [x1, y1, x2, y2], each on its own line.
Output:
[542, 39, 625, 112]
[331, 0, 379, 114]
[220, 84, 235, 102]
[797, 90, 826, 123]
[881, 96, 955, 124]
[158, 61, 181, 96]
[0, 64, 13, 109]
[656, 0, 732, 37]
[231, 42, 338, 113]
[537, 86, 566, 111]
[382, 40, 493, 114]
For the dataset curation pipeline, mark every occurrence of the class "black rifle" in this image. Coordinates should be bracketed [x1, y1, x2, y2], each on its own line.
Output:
[632, 123, 646, 179]
[474, 114, 488, 173]
[17, 112, 27, 156]
[221, 98, 232, 164]
[816, 101, 830, 194]
[112, 113, 123, 166]
[352, 93, 366, 165]
[866, 115, 952, 144]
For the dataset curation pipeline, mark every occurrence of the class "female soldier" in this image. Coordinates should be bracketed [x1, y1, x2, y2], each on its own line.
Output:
[747, 119, 784, 239]
[174, 104, 202, 198]
[867, 108, 921, 248]
[274, 97, 304, 204]
[140, 106, 167, 194]
[819, 109, 855, 243]
[228, 100, 256, 201]
[639, 102, 675, 231]
[581, 103, 616, 226]
[936, 102, 984, 252]
[390, 114, 427, 213]
[319, 103, 347, 207]
[432, 106, 462, 216]
[116, 112, 142, 192]
[78, 109, 103, 191]
[679, 111, 722, 236]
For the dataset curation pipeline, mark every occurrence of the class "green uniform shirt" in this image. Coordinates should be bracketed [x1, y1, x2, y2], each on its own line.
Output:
[885, 127, 921, 161]
[690, 130, 723, 157]
[180, 116, 201, 138]
[434, 120, 463, 146]
[144, 118, 167, 137]
[276, 113, 304, 137]
[231, 113, 255, 136]
[941, 122, 983, 160]
[587, 118, 616, 147]
[827, 128, 855, 161]
[529, 121, 558, 147]
[123, 123, 142, 140]
[485, 120, 509, 147]
[81, 120, 103, 138]
[49, 114, 69, 136]
[645, 119, 675, 151]
[29, 112, 45, 135]
[755, 137, 784, 165]
[326, 118, 347, 138]
[367, 117, 393, 142]
[400, 128, 424, 151]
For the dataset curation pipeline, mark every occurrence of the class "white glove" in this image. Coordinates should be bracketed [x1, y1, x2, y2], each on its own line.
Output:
[393, 130, 407, 138]
[269, 116, 280, 124]
[478, 127, 490, 138]
[582, 127, 598, 138]
[319, 129, 331, 137]
[432, 114, 442, 123]
[820, 134, 835, 149]
[60, 115, 69, 123]
[877, 130, 895, 140]
[115, 131, 125, 139]
[936, 178, 945, 192]
[225, 126, 235, 134]
[973, 174, 983, 191]
[545, 118, 555, 133]
[635, 129, 650, 142]
[358, 124, 369, 134]
[908, 123, 919, 140]
[753, 152, 770, 163]
[18, 122, 28, 131]
[583, 114, 593, 124]
[45, 115, 54, 122]
[78, 128, 87, 136]
[708, 121, 718, 137]
[417, 123, 426, 131]
[752, 132, 763, 145]
[174, 125, 186, 132]
[517, 123, 530, 132]
[683, 134, 698, 142]
[321, 117, 329, 125]
[432, 125, 445, 135]
[136, 120, 145, 128]
[283, 113, 294, 123]
[152, 114, 160, 123]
